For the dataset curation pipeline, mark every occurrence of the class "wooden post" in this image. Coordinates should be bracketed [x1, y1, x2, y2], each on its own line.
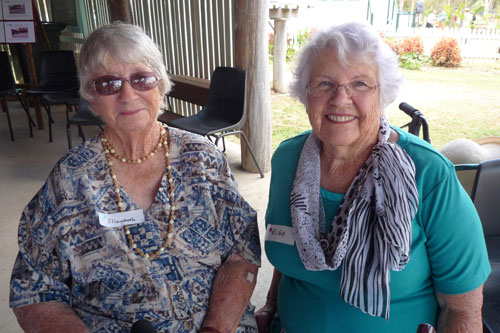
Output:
[107, 0, 133, 23]
[234, 0, 271, 174]
[25, 44, 44, 129]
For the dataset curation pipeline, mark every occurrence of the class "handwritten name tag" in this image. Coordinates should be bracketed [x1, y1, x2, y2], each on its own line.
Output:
[98, 209, 145, 228]
[265, 224, 295, 246]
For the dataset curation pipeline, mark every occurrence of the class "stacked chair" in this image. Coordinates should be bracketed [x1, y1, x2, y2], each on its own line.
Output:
[0, 51, 34, 141]
[25, 50, 79, 142]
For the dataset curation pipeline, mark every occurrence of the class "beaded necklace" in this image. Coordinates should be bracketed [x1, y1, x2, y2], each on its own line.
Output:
[102, 126, 175, 260]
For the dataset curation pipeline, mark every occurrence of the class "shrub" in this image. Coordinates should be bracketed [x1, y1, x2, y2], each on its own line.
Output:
[400, 52, 428, 70]
[385, 36, 427, 70]
[430, 38, 462, 67]
[400, 36, 424, 54]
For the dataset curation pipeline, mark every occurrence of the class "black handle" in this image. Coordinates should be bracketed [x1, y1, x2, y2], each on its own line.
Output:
[398, 102, 431, 144]
[399, 102, 422, 118]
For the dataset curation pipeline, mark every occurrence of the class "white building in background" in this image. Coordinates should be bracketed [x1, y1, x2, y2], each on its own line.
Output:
[270, 0, 415, 34]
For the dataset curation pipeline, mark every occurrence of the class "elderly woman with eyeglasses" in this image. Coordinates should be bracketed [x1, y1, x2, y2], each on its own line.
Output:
[256, 22, 490, 333]
[10, 22, 260, 332]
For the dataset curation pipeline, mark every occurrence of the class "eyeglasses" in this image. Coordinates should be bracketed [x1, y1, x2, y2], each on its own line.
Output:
[307, 79, 380, 99]
[92, 72, 161, 95]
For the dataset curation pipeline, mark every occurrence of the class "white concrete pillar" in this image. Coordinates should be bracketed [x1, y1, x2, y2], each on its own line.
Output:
[273, 19, 287, 93]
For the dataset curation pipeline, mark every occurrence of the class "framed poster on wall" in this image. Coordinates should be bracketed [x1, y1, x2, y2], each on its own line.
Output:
[4, 20, 34, 42]
[0, 0, 35, 43]
[2, 0, 33, 20]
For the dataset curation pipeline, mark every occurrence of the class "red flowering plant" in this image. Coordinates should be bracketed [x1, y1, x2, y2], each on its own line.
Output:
[385, 36, 427, 70]
[430, 38, 462, 67]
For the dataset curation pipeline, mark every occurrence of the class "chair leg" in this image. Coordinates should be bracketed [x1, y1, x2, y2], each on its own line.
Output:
[15, 91, 34, 138]
[78, 126, 86, 142]
[2, 97, 15, 141]
[212, 134, 227, 152]
[67, 123, 73, 149]
[216, 131, 264, 178]
[221, 137, 227, 152]
[238, 131, 264, 178]
[41, 102, 54, 142]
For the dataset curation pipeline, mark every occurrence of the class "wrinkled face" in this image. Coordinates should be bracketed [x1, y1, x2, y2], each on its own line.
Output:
[90, 59, 163, 136]
[306, 48, 381, 152]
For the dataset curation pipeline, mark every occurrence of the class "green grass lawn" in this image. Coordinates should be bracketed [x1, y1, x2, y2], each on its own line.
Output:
[271, 62, 500, 151]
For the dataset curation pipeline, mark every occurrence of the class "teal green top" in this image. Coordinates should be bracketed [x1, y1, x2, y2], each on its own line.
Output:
[265, 127, 491, 333]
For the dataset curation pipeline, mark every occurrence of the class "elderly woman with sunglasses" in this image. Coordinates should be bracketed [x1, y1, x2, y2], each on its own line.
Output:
[256, 22, 490, 333]
[10, 23, 260, 332]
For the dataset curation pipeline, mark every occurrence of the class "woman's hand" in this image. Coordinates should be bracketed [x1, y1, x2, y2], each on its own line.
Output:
[255, 268, 282, 333]
[255, 303, 277, 333]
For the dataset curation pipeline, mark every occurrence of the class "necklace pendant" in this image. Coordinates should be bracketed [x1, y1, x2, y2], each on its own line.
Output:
[319, 238, 329, 250]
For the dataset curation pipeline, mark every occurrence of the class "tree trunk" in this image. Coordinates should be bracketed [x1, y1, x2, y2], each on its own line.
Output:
[233, 0, 271, 174]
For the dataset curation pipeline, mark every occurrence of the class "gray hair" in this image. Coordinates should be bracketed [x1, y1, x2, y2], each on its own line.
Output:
[290, 22, 403, 112]
[79, 22, 172, 102]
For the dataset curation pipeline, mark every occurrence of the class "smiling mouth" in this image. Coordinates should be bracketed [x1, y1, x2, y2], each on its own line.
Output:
[121, 109, 142, 115]
[326, 115, 355, 122]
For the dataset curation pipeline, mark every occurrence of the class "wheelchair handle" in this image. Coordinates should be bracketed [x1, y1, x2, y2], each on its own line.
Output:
[398, 102, 431, 144]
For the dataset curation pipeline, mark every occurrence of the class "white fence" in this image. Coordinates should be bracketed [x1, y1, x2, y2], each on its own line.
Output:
[383, 27, 500, 59]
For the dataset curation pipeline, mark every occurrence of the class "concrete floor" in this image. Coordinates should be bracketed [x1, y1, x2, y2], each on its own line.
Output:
[0, 102, 272, 331]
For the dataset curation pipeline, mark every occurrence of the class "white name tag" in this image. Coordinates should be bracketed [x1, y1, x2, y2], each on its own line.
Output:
[265, 224, 295, 245]
[98, 209, 145, 228]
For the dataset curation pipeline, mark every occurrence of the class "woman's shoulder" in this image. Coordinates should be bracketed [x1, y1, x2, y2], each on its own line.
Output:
[273, 130, 311, 162]
[167, 127, 230, 177]
[394, 126, 454, 170]
[168, 127, 218, 154]
[394, 127, 457, 193]
[56, 136, 104, 173]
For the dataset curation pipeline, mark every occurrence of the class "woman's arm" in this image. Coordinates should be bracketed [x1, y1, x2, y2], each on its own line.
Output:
[255, 269, 282, 333]
[201, 254, 259, 333]
[435, 285, 484, 332]
[13, 302, 90, 333]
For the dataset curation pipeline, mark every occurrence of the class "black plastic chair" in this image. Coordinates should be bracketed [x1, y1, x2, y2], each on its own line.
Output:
[399, 102, 431, 144]
[42, 90, 79, 132]
[454, 163, 478, 196]
[67, 97, 104, 149]
[471, 158, 500, 261]
[469, 158, 500, 333]
[0, 51, 34, 141]
[483, 262, 500, 333]
[26, 50, 79, 142]
[167, 67, 264, 178]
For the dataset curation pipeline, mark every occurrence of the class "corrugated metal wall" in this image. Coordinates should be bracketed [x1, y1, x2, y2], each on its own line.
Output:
[32, 0, 234, 116]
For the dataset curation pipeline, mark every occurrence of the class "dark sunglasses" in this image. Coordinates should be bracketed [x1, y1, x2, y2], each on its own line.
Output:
[92, 72, 161, 95]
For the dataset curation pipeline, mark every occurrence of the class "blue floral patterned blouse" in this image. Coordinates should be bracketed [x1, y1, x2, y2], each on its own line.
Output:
[10, 128, 261, 332]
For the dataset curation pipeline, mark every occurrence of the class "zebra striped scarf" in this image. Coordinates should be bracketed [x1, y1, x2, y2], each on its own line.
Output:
[290, 117, 419, 320]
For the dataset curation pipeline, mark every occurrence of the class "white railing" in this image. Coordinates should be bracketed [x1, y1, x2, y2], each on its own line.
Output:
[383, 27, 500, 59]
